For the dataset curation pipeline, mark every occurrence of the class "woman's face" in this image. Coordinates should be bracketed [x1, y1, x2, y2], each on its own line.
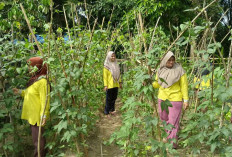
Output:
[166, 56, 175, 68]
[110, 53, 116, 62]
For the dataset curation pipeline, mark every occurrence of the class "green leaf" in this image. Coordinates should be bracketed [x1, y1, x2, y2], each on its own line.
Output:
[0, 133, 3, 140]
[210, 142, 217, 152]
[16, 68, 22, 74]
[194, 26, 205, 34]
[221, 127, 230, 137]
[7, 145, 13, 151]
[0, 2, 5, 10]
[44, 23, 50, 31]
[55, 120, 67, 133]
[58, 153, 65, 157]
[61, 131, 71, 142]
[134, 149, 139, 155]
[50, 101, 60, 113]
[161, 99, 172, 114]
[180, 24, 188, 31]
[159, 77, 168, 85]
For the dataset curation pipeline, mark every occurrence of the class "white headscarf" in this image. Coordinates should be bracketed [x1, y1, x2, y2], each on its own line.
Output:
[104, 51, 120, 82]
[158, 51, 185, 88]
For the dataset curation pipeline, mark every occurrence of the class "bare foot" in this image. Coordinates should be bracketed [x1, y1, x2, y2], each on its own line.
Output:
[162, 138, 167, 143]
[105, 114, 111, 118]
[110, 111, 116, 116]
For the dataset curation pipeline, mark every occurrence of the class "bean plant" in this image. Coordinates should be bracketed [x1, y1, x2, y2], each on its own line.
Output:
[1, 0, 232, 157]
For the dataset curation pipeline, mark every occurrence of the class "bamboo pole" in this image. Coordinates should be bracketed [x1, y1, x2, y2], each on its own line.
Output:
[148, 16, 161, 51]
[71, 3, 77, 41]
[107, 6, 115, 31]
[220, 40, 232, 128]
[20, 3, 43, 56]
[221, 30, 231, 43]
[209, 8, 229, 44]
[78, 18, 98, 82]
[101, 17, 105, 30]
[211, 55, 215, 106]
[74, 4, 80, 26]
[138, 12, 161, 141]
[63, 5, 73, 51]
[38, 68, 50, 157]
[37, 0, 55, 156]
[84, 0, 91, 31]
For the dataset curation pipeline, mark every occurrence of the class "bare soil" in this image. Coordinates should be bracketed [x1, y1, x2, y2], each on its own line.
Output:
[87, 99, 123, 157]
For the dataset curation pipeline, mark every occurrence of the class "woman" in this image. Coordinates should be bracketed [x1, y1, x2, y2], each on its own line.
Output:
[13, 57, 50, 157]
[194, 64, 212, 91]
[103, 51, 122, 116]
[193, 65, 212, 112]
[153, 51, 188, 149]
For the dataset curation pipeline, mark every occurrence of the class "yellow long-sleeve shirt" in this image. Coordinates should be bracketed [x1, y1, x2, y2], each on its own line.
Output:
[194, 74, 211, 90]
[153, 73, 189, 101]
[103, 68, 121, 89]
[21, 78, 50, 126]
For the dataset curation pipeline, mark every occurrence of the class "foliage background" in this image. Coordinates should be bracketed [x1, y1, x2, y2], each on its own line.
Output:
[1, 0, 232, 156]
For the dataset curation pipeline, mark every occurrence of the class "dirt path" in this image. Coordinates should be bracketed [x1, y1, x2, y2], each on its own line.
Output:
[87, 99, 123, 157]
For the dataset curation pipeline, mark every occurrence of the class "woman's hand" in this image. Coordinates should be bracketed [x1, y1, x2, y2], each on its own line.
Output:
[104, 86, 108, 91]
[13, 88, 19, 95]
[120, 83, 123, 89]
[42, 118, 46, 125]
[183, 102, 189, 110]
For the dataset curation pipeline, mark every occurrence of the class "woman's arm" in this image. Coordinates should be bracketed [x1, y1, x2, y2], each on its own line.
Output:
[180, 73, 189, 101]
[180, 73, 189, 109]
[39, 79, 50, 125]
[103, 68, 108, 91]
[152, 74, 160, 89]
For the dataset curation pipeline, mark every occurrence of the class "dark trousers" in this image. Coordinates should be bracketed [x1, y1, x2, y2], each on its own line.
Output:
[104, 87, 118, 115]
[30, 125, 46, 157]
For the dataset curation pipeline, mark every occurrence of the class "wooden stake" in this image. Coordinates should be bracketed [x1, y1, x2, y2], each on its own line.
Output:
[20, 3, 43, 56]
[63, 5, 73, 50]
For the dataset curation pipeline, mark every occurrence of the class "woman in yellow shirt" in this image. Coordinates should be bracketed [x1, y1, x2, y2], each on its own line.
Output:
[153, 51, 188, 149]
[13, 57, 50, 157]
[194, 66, 212, 90]
[103, 51, 122, 116]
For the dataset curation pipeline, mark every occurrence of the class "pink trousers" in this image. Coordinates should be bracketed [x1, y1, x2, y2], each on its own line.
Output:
[158, 99, 183, 148]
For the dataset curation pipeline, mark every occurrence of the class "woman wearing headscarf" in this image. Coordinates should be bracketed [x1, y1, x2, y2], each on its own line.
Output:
[13, 57, 50, 157]
[193, 64, 213, 113]
[153, 51, 189, 149]
[194, 64, 212, 91]
[103, 51, 122, 116]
